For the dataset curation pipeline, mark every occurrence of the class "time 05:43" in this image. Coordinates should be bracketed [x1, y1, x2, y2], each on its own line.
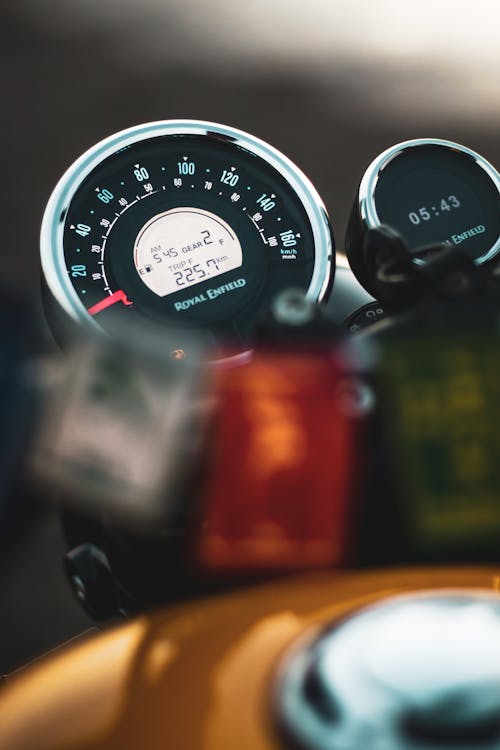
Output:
[408, 196, 460, 225]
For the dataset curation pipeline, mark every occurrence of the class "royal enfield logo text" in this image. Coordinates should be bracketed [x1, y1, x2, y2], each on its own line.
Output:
[451, 224, 486, 245]
[174, 278, 246, 311]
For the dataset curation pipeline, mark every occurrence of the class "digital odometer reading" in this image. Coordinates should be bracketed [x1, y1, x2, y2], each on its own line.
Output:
[134, 207, 243, 296]
[374, 145, 500, 258]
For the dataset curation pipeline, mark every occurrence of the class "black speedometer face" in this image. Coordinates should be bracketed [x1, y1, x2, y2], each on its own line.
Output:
[41, 121, 334, 352]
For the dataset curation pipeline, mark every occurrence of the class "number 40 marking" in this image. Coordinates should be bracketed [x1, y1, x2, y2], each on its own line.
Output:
[72, 223, 91, 237]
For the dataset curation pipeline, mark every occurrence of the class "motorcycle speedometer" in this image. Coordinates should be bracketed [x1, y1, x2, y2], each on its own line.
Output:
[346, 138, 500, 298]
[41, 121, 334, 351]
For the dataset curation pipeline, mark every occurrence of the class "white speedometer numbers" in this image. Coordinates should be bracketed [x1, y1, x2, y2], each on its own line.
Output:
[134, 207, 243, 297]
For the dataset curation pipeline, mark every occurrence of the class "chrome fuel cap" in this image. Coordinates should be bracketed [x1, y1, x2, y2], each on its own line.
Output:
[275, 591, 500, 749]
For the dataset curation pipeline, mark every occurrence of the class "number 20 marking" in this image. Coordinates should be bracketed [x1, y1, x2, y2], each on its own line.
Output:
[71, 264, 87, 277]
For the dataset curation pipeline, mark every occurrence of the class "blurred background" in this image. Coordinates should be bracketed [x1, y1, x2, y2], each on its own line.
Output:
[1, 0, 500, 674]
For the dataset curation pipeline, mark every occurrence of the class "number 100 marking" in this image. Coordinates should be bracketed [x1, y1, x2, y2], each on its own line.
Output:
[178, 161, 195, 175]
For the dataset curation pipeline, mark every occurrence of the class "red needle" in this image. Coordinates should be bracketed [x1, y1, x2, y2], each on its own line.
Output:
[87, 290, 133, 316]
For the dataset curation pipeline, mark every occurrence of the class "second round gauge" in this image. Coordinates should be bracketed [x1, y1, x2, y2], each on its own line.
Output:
[41, 121, 334, 350]
[345, 138, 500, 299]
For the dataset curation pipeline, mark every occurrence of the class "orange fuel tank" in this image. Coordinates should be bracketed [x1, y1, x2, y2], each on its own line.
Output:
[0, 566, 499, 750]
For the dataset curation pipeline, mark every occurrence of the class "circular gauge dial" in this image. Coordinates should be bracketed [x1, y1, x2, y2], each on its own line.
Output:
[345, 138, 500, 298]
[41, 121, 334, 350]
[373, 144, 500, 259]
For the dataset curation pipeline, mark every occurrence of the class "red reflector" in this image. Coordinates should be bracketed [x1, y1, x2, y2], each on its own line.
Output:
[192, 350, 359, 575]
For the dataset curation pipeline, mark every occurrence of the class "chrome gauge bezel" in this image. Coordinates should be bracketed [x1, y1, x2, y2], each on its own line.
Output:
[358, 137, 500, 266]
[40, 120, 334, 334]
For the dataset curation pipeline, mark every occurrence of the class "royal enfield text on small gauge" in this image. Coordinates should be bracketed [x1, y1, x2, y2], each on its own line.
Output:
[41, 121, 334, 351]
[345, 138, 500, 297]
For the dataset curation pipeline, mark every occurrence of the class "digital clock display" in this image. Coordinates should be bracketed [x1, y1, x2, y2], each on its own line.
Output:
[374, 145, 500, 257]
